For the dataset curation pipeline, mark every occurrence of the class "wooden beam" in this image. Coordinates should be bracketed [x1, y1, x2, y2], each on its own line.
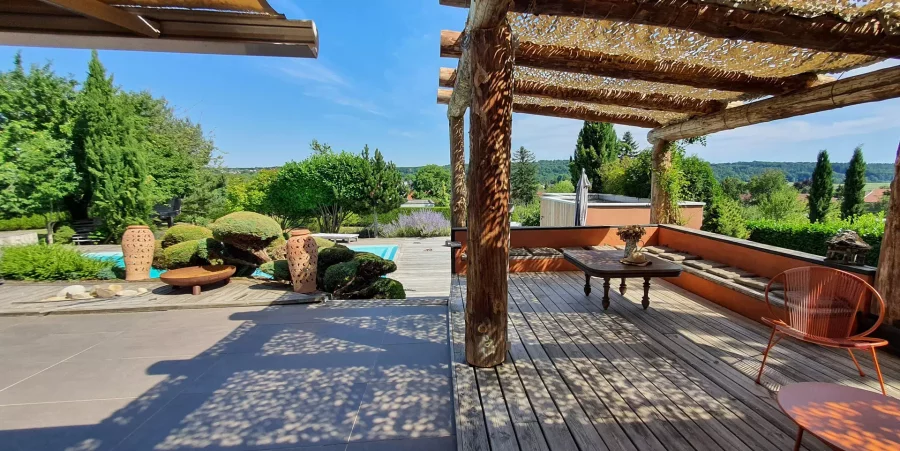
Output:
[649, 140, 676, 224]
[439, 0, 900, 58]
[442, 30, 827, 95]
[449, 115, 467, 228]
[465, 17, 512, 368]
[648, 65, 900, 143]
[440, 67, 726, 114]
[37, 0, 158, 38]
[875, 142, 900, 326]
[439, 88, 661, 128]
[446, 0, 512, 118]
[0, 11, 318, 58]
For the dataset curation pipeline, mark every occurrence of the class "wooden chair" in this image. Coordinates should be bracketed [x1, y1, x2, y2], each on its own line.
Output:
[755, 267, 888, 395]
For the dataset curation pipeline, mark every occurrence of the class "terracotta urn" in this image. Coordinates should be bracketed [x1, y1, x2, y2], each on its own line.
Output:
[286, 229, 318, 293]
[121, 225, 155, 281]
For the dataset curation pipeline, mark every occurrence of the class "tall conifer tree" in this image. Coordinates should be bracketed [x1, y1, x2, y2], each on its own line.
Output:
[511, 146, 538, 205]
[569, 121, 617, 191]
[808, 150, 834, 223]
[841, 146, 867, 219]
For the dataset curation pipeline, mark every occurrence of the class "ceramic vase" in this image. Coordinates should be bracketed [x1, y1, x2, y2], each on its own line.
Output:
[286, 229, 318, 293]
[121, 225, 154, 281]
[623, 238, 639, 261]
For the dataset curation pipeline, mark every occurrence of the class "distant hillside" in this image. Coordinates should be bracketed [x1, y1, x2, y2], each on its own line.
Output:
[710, 161, 895, 183]
[230, 160, 895, 186]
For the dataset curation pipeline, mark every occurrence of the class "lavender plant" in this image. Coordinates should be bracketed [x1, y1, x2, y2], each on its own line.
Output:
[380, 210, 451, 238]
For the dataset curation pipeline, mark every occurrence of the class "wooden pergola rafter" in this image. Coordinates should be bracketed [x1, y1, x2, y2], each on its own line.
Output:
[438, 0, 900, 367]
[0, 0, 319, 57]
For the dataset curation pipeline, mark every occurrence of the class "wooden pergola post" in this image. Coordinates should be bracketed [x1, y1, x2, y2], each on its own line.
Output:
[449, 115, 467, 227]
[649, 139, 676, 224]
[875, 143, 900, 327]
[465, 18, 513, 368]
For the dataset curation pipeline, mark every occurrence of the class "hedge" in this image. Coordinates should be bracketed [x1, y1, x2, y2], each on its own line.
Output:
[347, 207, 451, 226]
[0, 213, 68, 231]
[746, 214, 884, 266]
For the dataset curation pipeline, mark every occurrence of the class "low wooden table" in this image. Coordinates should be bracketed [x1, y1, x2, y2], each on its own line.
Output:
[778, 382, 900, 451]
[562, 248, 682, 309]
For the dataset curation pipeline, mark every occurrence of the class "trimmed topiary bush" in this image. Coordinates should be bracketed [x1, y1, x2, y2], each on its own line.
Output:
[210, 212, 282, 251]
[53, 225, 76, 244]
[152, 239, 166, 268]
[317, 244, 355, 288]
[324, 260, 359, 293]
[0, 244, 115, 281]
[162, 224, 213, 248]
[353, 252, 397, 279]
[315, 237, 335, 249]
[747, 214, 884, 266]
[259, 259, 291, 281]
[266, 236, 287, 261]
[160, 238, 225, 270]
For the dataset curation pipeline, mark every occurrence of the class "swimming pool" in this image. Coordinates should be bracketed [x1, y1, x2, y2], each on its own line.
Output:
[84, 244, 398, 279]
[347, 245, 398, 261]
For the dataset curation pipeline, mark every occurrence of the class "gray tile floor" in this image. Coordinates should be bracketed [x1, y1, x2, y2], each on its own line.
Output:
[0, 302, 455, 451]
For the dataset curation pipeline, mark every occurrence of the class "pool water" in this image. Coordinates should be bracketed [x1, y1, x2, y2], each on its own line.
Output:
[84, 244, 398, 280]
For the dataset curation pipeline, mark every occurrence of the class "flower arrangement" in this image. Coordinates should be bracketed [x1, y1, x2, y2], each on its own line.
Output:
[616, 225, 646, 242]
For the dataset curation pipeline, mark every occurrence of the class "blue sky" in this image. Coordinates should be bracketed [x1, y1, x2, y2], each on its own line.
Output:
[1, 1, 898, 167]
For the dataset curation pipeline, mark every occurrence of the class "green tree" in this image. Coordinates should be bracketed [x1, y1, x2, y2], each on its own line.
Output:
[840, 146, 867, 219]
[747, 169, 789, 202]
[808, 150, 834, 223]
[0, 126, 79, 242]
[545, 179, 575, 193]
[702, 195, 748, 238]
[361, 145, 404, 236]
[618, 131, 639, 159]
[511, 146, 538, 204]
[310, 139, 332, 155]
[123, 91, 216, 204]
[268, 151, 368, 233]
[597, 157, 629, 195]
[226, 169, 278, 214]
[74, 51, 153, 237]
[720, 176, 746, 201]
[679, 155, 720, 207]
[759, 186, 805, 221]
[179, 168, 228, 225]
[569, 121, 618, 191]
[412, 164, 451, 201]
[622, 149, 652, 198]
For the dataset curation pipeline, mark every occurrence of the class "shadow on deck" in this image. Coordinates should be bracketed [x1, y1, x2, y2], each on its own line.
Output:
[451, 272, 900, 451]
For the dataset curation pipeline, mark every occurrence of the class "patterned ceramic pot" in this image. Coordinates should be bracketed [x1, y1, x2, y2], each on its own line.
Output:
[121, 225, 154, 281]
[623, 238, 639, 260]
[286, 229, 318, 293]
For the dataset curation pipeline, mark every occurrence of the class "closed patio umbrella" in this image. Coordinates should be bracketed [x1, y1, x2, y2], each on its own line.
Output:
[575, 168, 591, 226]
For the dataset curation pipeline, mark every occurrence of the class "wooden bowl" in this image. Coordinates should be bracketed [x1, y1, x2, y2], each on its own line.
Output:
[160, 265, 236, 295]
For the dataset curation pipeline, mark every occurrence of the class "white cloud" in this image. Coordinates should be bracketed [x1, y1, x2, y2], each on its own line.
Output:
[278, 60, 348, 87]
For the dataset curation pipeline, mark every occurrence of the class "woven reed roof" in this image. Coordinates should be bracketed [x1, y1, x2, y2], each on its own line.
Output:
[439, 0, 900, 126]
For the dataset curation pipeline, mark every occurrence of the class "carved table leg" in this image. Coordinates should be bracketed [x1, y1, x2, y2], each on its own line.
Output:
[584, 273, 592, 296]
[642, 277, 651, 310]
[619, 278, 627, 295]
[602, 278, 611, 310]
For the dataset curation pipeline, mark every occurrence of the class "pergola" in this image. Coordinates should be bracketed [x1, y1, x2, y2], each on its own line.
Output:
[436, 0, 900, 367]
[0, 0, 317, 57]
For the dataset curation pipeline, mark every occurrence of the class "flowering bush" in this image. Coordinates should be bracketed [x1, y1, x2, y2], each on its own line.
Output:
[381, 210, 451, 238]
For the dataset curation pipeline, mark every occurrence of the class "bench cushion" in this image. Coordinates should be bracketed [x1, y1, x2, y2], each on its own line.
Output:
[707, 266, 757, 280]
[682, 259, 728, 271]
[657, 252, 701, 262]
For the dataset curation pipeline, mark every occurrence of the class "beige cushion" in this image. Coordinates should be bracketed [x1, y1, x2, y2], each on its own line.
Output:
[683, 259, 728, 270]
[657, 252, 701, 262]
[708, 266, 757, 280]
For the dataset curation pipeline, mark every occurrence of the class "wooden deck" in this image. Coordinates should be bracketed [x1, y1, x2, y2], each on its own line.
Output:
[450, 272, 900, 451]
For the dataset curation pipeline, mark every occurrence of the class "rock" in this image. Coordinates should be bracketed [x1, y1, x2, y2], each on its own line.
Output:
[92, 287, 118, 298]
[116, 290, 140, 297]
[136, 288, 148, 294]
[57, 285, 86, 298]
[69, 292, 93, 300]
[107, 284, 124, 293]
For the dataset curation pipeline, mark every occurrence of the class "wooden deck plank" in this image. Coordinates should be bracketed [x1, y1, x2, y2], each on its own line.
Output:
[449, 276, 491, 451]
[450, 273, 900, 451]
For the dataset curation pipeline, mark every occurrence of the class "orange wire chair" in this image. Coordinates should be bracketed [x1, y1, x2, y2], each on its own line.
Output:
[755, 267, 889, 395]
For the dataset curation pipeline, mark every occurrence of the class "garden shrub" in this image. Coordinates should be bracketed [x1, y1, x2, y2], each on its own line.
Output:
[381, 210, 451, 238]
[152, 240, 167, 268]
[162, 224, 213, 248]
[353, 252, 397, 279]
[314, 237, 335, 249]
[0, 244, 115, 281]
[53, 225, 76, 244]
[210, 211, 282, 251]
[259, 259, 291, 281]
[323, 260, 359, 292]
[343, 278, 406, 299]
[160, 238, 225, 269]
[317, 244, 355, 287]
[348, 207, 452, 227]
[702, 196, 749, 239]
[746, 213, 884, 266]
[266, 236, 287, 260]
[511, 201, 541, 226]
[0, 213, 68, 231]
